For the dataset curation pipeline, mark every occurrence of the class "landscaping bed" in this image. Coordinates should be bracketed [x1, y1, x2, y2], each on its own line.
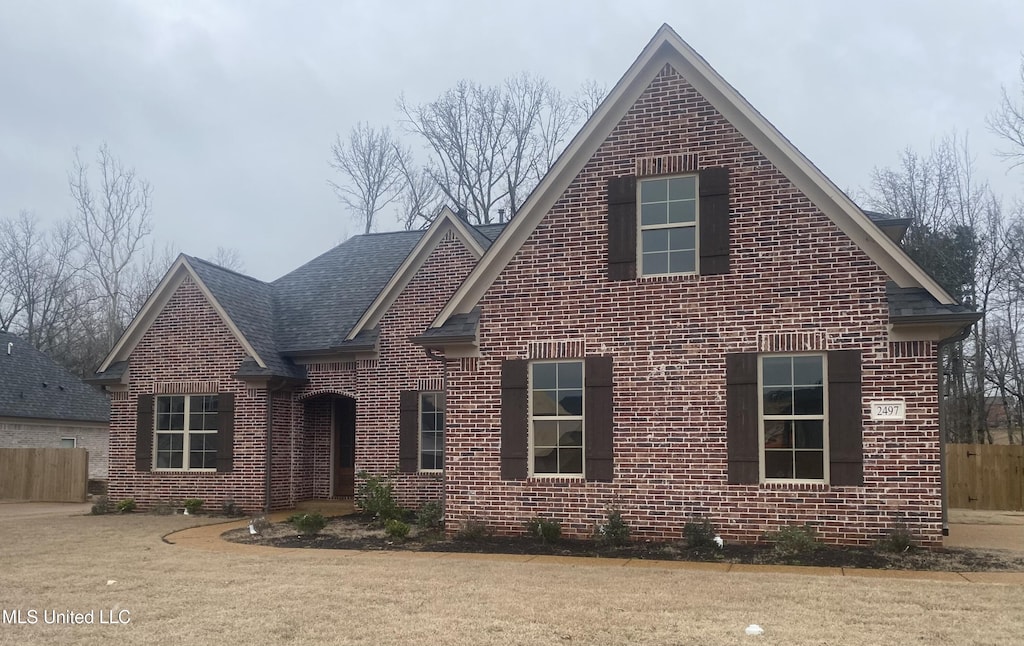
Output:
[222, 513, 1024, 572]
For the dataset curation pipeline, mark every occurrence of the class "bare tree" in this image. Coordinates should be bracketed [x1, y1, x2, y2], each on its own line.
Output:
[988, 56, 1024, 170]
[209, 246, 245, 272]
[868, 133, 993, 443]
[329, 123, 407, 234]
[395, 148, 442, 231]
[398, 74, 588, 225]
[68, 144, 154, 350]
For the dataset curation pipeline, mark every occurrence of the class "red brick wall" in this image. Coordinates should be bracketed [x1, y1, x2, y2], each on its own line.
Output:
[443, 64, 944, 546]
[298, 230, 478, 509]
[108, 275, 267, 514]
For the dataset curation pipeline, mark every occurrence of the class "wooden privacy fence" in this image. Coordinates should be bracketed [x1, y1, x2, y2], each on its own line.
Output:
[946, 444, 1024, 511]
[0, 448, 88, 502]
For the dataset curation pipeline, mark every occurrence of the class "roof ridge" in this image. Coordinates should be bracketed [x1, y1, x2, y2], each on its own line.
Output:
[183, 254, 270, 285]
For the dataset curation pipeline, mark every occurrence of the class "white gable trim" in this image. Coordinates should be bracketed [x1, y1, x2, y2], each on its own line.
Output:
[97, 255, 266, 372]
[430, 24, 955, 330]
[346, 207, 487, 341]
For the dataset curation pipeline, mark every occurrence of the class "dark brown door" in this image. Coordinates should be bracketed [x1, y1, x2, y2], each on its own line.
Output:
[333, 398, 356, 498]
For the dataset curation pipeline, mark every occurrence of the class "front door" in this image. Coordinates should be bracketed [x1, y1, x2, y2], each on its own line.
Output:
[333, 398, 356, 498]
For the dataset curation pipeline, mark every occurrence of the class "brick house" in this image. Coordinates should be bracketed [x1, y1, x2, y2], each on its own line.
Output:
[1, 330, 110, 484]
[91, 25, 978, 546]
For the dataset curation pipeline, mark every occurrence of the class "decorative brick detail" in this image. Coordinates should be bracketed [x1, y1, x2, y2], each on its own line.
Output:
[154, 381, 220, 394]
[417, 378, 444, 392]
[527, 339, 587, 359]
[635, 153, 699, 177]
[757, 331, 828, 353]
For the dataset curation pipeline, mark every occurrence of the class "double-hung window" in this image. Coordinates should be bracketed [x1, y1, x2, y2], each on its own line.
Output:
[530, 361, 584, 476]
[760, 355, 827, 481]
[639, 175, 698, 275]
[419, 392, 444, 471]
[155, 395, 218, 470]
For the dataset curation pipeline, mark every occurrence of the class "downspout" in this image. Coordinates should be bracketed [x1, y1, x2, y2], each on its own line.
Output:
[937, 325, 973, 536]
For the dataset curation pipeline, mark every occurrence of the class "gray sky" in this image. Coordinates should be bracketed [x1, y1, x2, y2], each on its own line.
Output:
[2, 0, 1022, 281]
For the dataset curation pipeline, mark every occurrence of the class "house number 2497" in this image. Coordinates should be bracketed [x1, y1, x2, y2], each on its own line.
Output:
[869, 400, 906, 421]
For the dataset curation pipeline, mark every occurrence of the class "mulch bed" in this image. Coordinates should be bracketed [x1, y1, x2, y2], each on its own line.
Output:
[222, 514, 1024, 572]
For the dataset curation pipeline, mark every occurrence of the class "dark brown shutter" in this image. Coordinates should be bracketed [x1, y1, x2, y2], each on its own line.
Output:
[216, 392, 235, 472]
[699, 167, 730, 275]
[500, 359, 529, 480]
[726, 353, 759, 484]
[399, 390, 419, 473]
[585, 356, 614, 481]
[828, 350, 863, 486]
[135, 394, 154, 472]
[607, 175, 637, 281]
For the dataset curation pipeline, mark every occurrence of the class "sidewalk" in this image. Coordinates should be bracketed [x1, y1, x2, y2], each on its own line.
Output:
[163, 515, 1024, 585]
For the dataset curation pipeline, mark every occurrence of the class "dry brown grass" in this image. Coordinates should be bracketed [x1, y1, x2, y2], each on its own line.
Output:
[0, 510, 1022, 646]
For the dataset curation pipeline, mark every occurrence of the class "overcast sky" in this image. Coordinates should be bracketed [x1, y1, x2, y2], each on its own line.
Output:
[2, 0, 1022, 281]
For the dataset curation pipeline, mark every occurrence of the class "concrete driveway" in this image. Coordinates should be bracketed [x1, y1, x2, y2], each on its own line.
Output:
[0, 501, 92, 521]
[946, 509, 1024, 552]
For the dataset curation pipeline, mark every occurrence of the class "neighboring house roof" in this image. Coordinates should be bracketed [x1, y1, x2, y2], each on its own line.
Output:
[0, 331, 109, 423]
[91, 210, 502, 381]
[427, 24, 963, 340]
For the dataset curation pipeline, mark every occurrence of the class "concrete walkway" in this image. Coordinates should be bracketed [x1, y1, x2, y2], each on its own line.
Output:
[163, 513, 1024, 586]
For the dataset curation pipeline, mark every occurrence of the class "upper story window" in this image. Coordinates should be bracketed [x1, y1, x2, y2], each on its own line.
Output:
[155, 394, 219, 470]
[759, 355, 827, 481]
[639, 175, 698, 275]
[531, 361, 584, 476]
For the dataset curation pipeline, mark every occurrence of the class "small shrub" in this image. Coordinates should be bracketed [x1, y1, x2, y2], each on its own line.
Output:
[384, 518, 411, 540]
[355, 471, 403, 522]
[416, 501, 444, 529]
[456, 518, 492, 541]
[183, 498, 204, 515]
[683, 516, 719, 550]
[595, 506, 630, 547]
[90, 495, 112, 515]
[288, 512, 328, 536]
[220, 499, 245, 517]
[765, 524, 819, 556]
[525, 517, 562, 544]
[115, 498, 136, 514]
[877, 524, 916, 553]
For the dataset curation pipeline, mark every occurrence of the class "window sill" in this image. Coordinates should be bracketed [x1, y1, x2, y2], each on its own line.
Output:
[637, 272, 699, 282]
[759, 481, 829, 492]
[152, 469, 218, 474]
[527, 475, 586, 483]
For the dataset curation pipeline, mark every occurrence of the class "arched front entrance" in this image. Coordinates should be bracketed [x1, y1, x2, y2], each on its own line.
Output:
[332, 396, 356, 498]
[301, 392, 357, 500]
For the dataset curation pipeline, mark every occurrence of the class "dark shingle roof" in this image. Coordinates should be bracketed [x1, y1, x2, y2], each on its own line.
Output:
[185, 256, 305, 380]
[887, 282, 981, 323]
[271, 231, 424, 353]
[0, 331, 109, 423]
[413, 308, 481, 345]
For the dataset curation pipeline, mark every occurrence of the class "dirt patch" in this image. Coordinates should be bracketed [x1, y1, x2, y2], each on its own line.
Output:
[224, 514, 1024, 572]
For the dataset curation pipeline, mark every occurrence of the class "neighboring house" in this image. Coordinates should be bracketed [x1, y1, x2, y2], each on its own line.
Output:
[0, 330, 110, 482]
[90, 25, 979, 546]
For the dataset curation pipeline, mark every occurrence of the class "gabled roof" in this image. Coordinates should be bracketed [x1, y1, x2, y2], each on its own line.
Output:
[427, 24, 960, 336]
[95, 254, 294, 377]
[344, 208, 490, 341]
[1, 331, 109, 423]
[92, 211, 504, 379]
